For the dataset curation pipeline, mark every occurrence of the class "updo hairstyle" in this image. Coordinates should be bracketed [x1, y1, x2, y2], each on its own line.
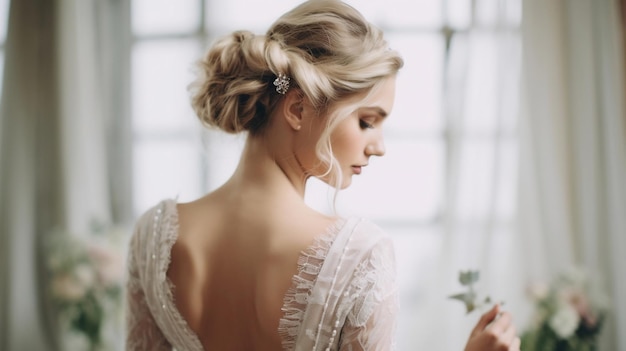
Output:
[190, 0, 404, 135]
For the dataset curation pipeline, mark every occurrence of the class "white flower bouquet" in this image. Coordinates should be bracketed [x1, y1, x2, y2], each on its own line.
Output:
[521, 268, 608, 351]
[46, 223, 126, 351]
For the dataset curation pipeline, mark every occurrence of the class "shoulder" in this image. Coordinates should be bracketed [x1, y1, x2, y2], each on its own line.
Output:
[344, 217, 395, 259]
[129, 199, 178, 254]
[336, 217, 397, 284]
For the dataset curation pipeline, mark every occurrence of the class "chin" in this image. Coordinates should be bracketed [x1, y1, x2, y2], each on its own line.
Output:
[317, 174, 352, 190]
[337, 176, 353, 189]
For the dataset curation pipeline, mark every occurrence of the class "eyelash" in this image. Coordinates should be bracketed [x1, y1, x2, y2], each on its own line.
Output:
[359, 119, 374, 129]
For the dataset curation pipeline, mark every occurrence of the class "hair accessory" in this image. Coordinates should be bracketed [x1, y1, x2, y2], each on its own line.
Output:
[273, 73, 290, 94]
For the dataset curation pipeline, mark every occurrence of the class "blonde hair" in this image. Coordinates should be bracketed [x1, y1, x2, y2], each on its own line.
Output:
[190, 0, 403, 186]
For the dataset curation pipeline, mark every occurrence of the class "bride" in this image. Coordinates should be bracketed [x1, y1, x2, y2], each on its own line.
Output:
[125, 1, 520, 350]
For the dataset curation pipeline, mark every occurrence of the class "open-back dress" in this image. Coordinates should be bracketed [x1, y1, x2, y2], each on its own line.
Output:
[125, 199, 398, 350]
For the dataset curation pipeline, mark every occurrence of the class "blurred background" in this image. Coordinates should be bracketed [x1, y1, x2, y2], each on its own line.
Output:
[0, 0, 624, 350]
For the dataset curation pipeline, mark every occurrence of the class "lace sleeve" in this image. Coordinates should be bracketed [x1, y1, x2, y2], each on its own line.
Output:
[339, 237, 398, 351]
[125, 231, 172, 351]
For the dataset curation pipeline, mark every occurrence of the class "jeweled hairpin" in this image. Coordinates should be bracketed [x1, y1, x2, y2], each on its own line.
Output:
[273, 73, 290, 94]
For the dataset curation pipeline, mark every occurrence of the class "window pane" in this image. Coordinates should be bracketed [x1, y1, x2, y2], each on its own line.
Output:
[454, 31, 520, 134]
[306, 139, 444, 222]
[206, 0, 301, 33]
[474, 0, 521, 27]
[504, 0, 522, 27]
[495, 138, 517, 220]
[446, 0, 471, 28]
[0, 0, 8, 43]
[347, 0, 443, 28]
[388, 225, 443, 350]
[133, 138, 203, 215]
[206, 0, 443, 33]
[132, 39, 200, 133]
[447, 32, 498, 134]
[132, 0, 201, 36]
[387, 33, 444, 134]
[454, 137, 517, 220]
[474, 0, 498, 26]
[202, 129, 246, 190]
[463, 32, 498, 132]
[454, 138, 492, 220]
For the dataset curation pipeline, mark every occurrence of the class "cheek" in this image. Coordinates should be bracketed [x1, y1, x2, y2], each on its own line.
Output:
[331, 127, 361, 161]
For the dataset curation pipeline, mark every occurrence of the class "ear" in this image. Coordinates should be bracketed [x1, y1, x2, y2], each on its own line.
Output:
[281, 89, 305, 131]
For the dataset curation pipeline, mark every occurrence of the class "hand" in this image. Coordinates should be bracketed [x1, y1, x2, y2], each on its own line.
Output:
[464, 304, 520, 351]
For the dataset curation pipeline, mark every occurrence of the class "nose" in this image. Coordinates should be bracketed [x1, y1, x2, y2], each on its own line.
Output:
[366, 134, 386, 157]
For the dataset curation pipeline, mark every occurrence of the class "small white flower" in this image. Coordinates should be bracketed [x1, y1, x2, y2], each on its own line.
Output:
[549, 303, 580, 339]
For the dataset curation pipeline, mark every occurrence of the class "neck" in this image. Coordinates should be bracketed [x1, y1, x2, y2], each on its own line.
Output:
[226, 133, 309, 200]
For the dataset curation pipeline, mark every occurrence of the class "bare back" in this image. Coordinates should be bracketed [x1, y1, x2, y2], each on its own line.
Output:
[167, 189, 336, 350]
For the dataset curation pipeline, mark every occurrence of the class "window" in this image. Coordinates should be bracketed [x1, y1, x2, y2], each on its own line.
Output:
[131, 0, 205, 214]
[130, 0, 520, 347]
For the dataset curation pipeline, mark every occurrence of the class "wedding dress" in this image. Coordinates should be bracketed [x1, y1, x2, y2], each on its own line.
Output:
[126, 199, 398, 350]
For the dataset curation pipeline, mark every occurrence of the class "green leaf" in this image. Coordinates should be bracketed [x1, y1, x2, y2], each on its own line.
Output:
[459, 270, 480, 286]
[449, 292, 477, 313]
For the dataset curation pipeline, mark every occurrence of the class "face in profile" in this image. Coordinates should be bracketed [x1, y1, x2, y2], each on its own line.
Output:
[319, 76, 397, 189]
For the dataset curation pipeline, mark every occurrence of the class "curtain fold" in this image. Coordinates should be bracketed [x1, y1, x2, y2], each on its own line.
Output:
[0, 0, 131, 349]
[0, 0, 65, 349]
[57, 0, 112, 232]
[623, 0, 626, 78]
[519, 0, 576, 283]
[520, 0, 626, 350]
[56, 0, 132, 232]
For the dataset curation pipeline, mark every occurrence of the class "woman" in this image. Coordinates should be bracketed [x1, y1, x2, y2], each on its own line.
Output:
[125, 1, 520, 350]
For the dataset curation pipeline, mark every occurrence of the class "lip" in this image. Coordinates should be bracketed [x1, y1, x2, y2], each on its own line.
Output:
[351, 166, 363, 175]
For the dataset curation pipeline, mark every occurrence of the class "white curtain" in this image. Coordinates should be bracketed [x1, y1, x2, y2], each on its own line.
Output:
[407, 1, 526, 349]
[0, 1, 61, 348]
[520, 0, 626, 350]
[56, 0, 133, 232]
[0, 0, 131, 349]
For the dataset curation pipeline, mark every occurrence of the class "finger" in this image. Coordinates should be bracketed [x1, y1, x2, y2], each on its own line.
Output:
[471, 304, 500, 336]
[501, 323, 517, 344]
[488, 311, 512, 334]
[509, 336, 521, 351]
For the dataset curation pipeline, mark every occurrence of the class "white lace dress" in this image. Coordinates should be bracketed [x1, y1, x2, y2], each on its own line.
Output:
[126, 199, 398, 350]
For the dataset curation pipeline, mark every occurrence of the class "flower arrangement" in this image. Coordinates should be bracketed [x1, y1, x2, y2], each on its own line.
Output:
[521, 268, 608, 351]
[46, 223, 126, 351]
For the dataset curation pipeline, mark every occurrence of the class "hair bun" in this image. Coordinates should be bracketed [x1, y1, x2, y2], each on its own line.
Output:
[190, 0, 403, 137]
[190, 31, 274, 134]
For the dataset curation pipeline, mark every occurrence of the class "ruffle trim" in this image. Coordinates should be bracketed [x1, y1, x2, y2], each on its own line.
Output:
[156, 199, 205, 351]
[277, 218, 347, 351]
